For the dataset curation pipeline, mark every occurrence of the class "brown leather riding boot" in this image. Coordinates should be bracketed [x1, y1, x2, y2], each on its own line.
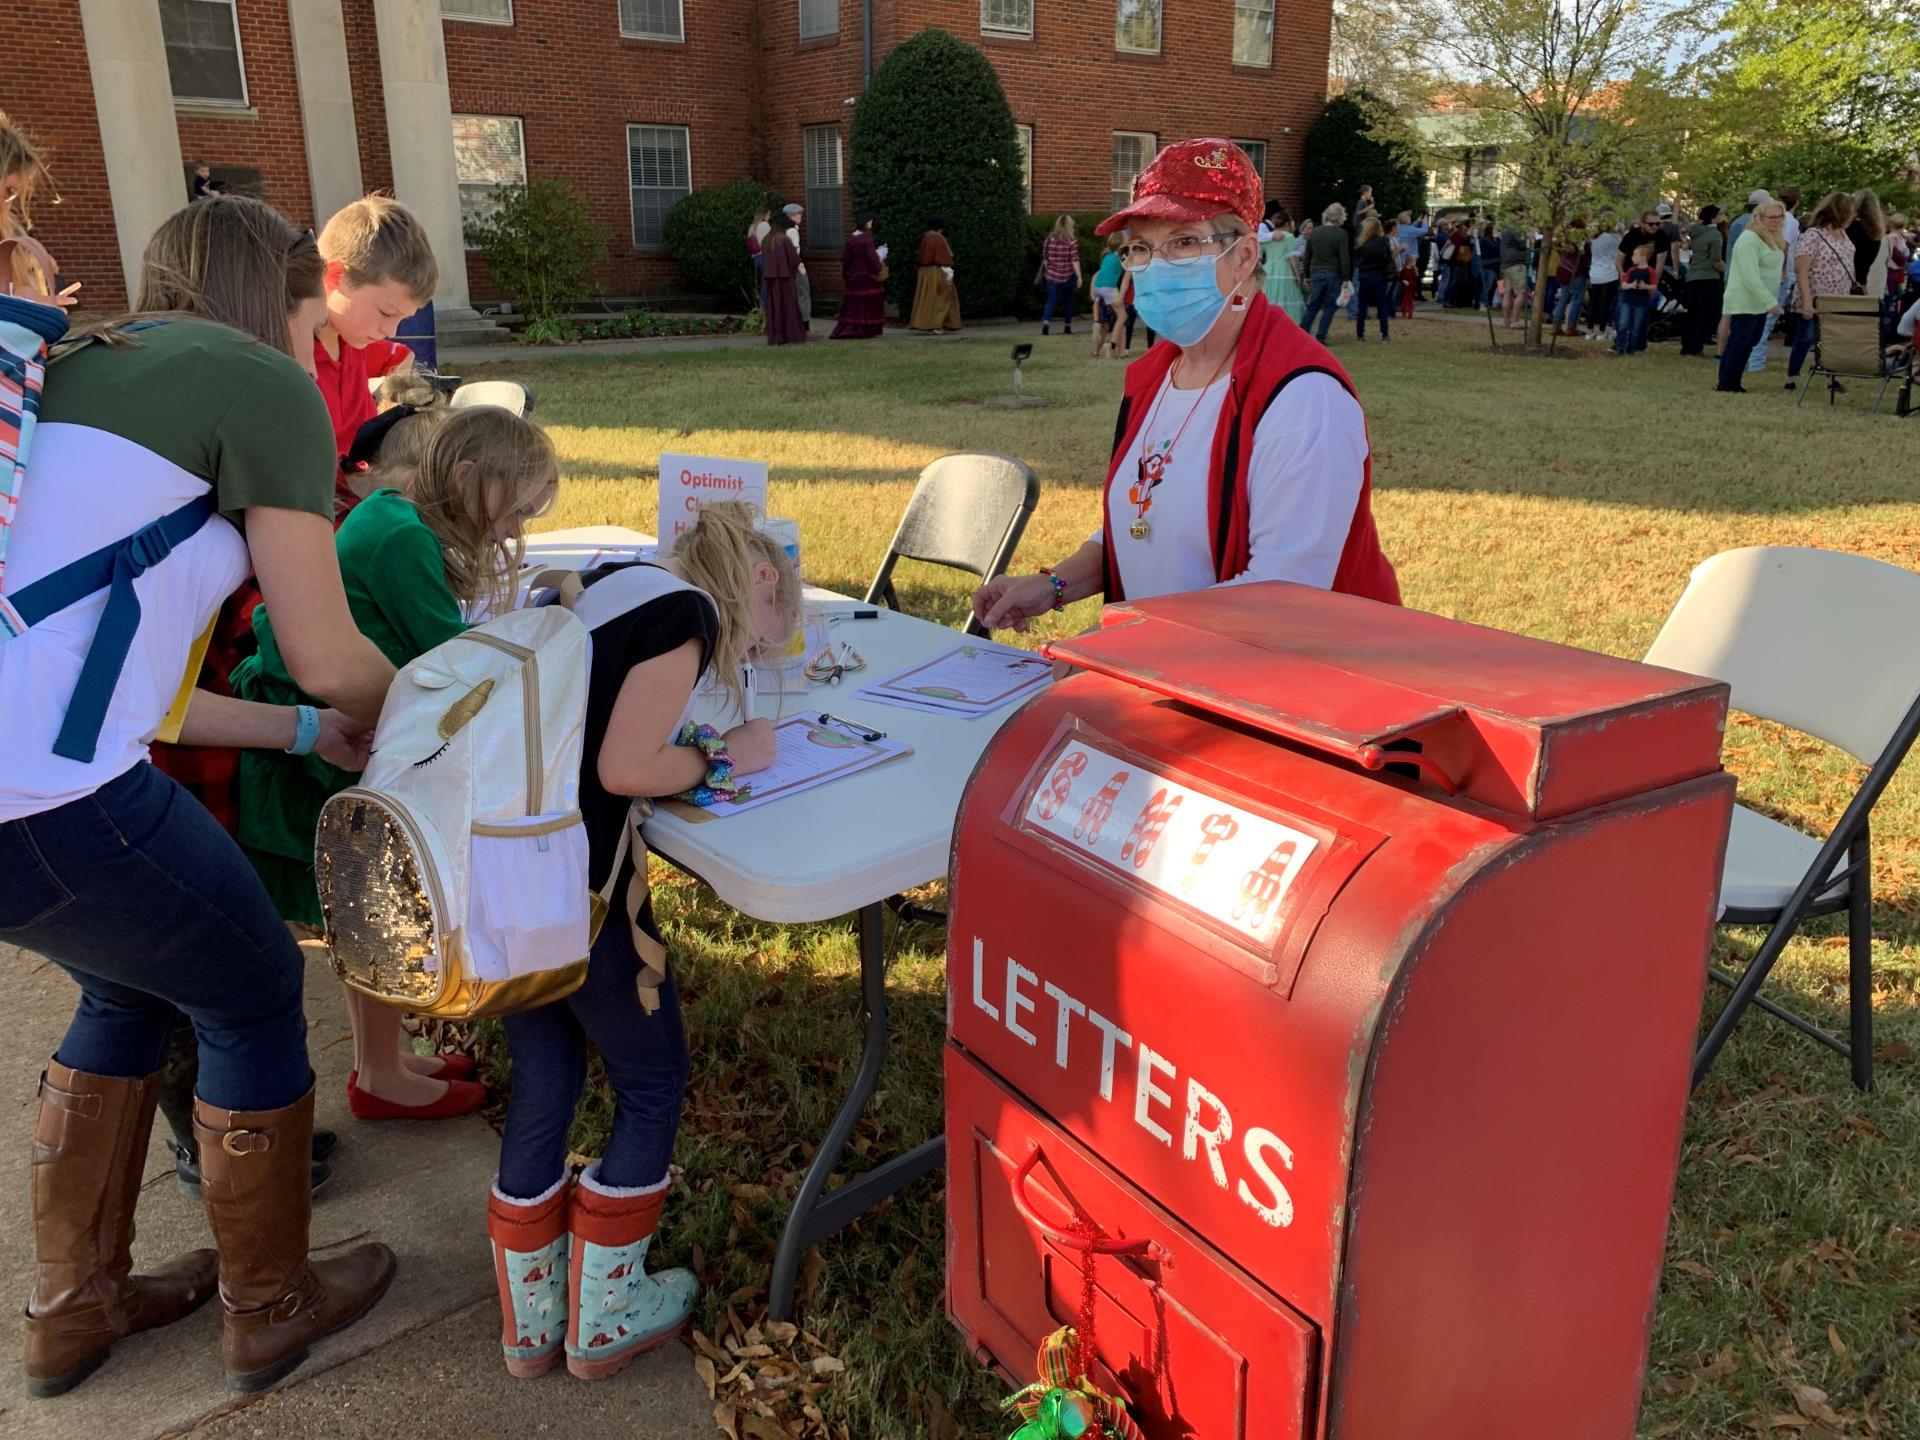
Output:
[23, 1060, 219, 1398]
[193, 1085, 396, 1393]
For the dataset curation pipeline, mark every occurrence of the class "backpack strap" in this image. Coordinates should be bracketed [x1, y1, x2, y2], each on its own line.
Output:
[592, 800, 670, 1015]
[1, 493, 217, 762]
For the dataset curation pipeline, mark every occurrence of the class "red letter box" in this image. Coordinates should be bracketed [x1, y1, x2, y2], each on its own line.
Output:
[946, 583, 1734, 1440]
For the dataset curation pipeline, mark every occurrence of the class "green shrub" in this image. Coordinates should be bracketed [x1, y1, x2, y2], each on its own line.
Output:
[464, 179, 609, 322]
[662, 178, 787, 306]
[1015, 211, 1114, 318]
[850, 29, 1027, 318]
[1302, 90, 1427, 225]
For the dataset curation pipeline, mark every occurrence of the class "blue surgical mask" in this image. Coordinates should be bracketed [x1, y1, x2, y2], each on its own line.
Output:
[1129, 239, 1243, 347]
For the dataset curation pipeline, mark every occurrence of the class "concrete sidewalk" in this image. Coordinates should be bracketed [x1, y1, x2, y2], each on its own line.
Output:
[0, 945, 711, 1440]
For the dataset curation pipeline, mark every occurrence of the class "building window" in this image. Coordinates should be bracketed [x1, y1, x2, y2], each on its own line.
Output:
[628, 124, 691, 247]
[803, 125, 844, 250]
[453, 115, 526, 242]
[1234, 140, 1267, 183]
[1115, 0, 1161, 53]
[619, 0, 684, 41]
[443, 0, 512, 23]
[981, 0, 1033, 37]
[1111, 131, 1155, 216]
[159, 0, 248, 106]
[1014, 125, 1034, 214]
[1233, 0, 1274, 66]
[800, 0, 838, 37]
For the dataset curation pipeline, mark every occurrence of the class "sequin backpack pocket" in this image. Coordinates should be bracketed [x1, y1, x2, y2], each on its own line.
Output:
[315, 604, 606, 1020]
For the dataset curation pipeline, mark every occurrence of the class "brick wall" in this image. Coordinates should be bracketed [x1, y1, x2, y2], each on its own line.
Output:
[6, 0, 127, 310]
[175, 0, 318, 230]
[444, 0, 763, 299]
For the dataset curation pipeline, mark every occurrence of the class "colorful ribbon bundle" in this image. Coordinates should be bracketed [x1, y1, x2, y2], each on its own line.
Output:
[1002, 1327, 1145, 1440]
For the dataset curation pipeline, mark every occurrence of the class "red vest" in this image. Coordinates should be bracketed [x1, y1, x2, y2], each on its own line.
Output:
[1102, 293, 1401, 607]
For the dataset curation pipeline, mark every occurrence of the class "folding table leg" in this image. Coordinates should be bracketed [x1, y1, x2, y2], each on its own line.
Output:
[768, 902, 944, 1321]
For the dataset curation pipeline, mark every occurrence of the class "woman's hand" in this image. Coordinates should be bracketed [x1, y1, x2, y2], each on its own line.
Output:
[313, 710, 374, 771]
[725, 717, 777, 775]
[973, 573, 1057, 633]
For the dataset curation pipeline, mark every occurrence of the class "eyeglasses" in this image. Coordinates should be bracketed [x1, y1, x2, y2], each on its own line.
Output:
[1118, 233, 1240, 271]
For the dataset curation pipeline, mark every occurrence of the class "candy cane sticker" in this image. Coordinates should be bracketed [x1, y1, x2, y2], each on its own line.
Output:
[1120, 786, 1184, 871]
[1034, 748, 1086, 822]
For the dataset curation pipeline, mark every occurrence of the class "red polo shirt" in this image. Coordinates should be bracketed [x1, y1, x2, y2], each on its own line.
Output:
[312, 332, 412, 458]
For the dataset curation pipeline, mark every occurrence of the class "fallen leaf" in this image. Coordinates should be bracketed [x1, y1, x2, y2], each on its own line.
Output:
[1792, 1383, 1844, 1427]
[1701, 1345, 1739, 1380]
[1672, 1259, 1716, 1280]
[713, 1401, 741, 1440]
[695, 1353, 718, 1400]
[1828, 1324, 1847, 1359]
[765, 1320, 799, 1345]
[1767, 1416, 1813, 1431]
[808, 1354, 847, 1376]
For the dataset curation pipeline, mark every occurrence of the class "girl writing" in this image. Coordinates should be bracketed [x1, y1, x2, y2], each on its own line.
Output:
[233, 405, 560, 1120]
[487, 501, 796, 1382]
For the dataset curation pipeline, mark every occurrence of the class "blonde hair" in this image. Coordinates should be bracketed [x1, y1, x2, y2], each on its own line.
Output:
[407, 407, 558, 614]
[1358, 216, 1385, 244]
[1748, 202, 1788, 252]
[665, 501, 802, 714]
[319, 193, 439, 300]
[2, 112, 59, 295]
[377, 368, 446, 412]
[1052, 214, 1076, 238]
[1810, 192, 1856, 233]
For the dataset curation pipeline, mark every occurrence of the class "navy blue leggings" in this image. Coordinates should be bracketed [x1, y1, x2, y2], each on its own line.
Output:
[497, 918, 689, 1198]
[0, 763, 310, 1110]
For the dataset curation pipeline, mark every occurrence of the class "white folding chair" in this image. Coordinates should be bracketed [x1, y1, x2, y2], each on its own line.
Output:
[449, 379, 535, 416]
[1645, 546, 1920, 1090]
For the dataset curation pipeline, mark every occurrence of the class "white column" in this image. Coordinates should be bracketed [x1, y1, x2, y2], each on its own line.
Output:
[371, 0, 472, 314]
[75, 0, 187, 301]
[288, 0, 365, 226]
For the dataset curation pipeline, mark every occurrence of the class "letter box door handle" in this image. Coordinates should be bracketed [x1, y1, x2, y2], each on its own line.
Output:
[1012, 1145, 1160, 1259]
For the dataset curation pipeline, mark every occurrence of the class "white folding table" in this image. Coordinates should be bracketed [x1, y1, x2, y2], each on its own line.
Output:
[524, 526, 1020, 1318]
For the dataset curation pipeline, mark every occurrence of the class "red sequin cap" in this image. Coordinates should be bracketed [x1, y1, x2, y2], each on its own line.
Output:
[1096, 139, 1265, 236]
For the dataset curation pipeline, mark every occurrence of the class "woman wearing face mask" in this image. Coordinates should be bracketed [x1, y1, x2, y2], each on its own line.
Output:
[972, 139, 1399, 628]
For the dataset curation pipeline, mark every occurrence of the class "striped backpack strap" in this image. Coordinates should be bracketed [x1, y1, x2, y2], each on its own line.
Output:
[0, 291, 70, 596]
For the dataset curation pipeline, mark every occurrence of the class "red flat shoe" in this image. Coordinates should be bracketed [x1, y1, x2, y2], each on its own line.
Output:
[345, 1071, 487, 1122]
[415, 1053, 478, 1082]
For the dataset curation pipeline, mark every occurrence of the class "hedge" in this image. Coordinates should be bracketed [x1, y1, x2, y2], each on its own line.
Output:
[663, 178, 787, 306]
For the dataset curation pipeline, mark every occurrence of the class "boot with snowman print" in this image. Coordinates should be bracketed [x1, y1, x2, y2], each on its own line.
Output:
[564, 1162, 699, 1381]
[487, 1175, 571, 1378]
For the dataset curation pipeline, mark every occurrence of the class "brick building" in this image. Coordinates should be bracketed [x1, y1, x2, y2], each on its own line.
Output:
[11, 0, 1330, 323]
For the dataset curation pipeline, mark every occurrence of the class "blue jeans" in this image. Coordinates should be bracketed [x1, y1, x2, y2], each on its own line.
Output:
[1614, 303, 1650, 353]
[1787, 313, 1818, 377]
[1749, 282, 1791, 372]
[1719, 312, 1767, 389]
[1479, 266, 1499, 309]
[1302, 271, 1343, 340]
[0, 763, 310, 1110]
[1041, 279, 1077, 328]
[1552, 275, 1587, 329]
[498, 918, 689, 1197]
[1356, 274, 1390, 339]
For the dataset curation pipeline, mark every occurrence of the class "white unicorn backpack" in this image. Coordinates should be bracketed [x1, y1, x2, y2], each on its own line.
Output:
[315, 604, 603, 1019]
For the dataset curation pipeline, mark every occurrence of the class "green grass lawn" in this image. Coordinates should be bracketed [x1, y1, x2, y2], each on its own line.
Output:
[473, 317, 1918, 1439]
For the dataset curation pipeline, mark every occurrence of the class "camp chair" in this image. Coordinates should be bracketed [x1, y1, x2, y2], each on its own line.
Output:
[1644, 546, 1920, 1091]
[864, 452, 1039, 638]
[449, 379, 535, 416]
[1797, 295, 1898, 411]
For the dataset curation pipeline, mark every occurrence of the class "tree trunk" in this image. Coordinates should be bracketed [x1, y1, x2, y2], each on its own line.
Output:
[1527, 228, 1552, 348]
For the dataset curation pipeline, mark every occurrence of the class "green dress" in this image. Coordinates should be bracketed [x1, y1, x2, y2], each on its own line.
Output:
[231, 488, 468, 925]
[1263, 234, 1305, 322]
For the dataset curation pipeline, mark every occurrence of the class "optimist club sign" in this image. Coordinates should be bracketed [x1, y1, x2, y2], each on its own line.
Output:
[658, 452, 769, 542]
[1022, 740, 1319, 949]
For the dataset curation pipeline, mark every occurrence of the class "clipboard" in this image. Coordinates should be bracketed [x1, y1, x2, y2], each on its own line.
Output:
[655, 714, 915, 823]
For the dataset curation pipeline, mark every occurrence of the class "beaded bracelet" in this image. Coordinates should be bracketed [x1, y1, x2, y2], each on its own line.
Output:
[1039, 568, 1067, 611]
[672, 721, 751, 807]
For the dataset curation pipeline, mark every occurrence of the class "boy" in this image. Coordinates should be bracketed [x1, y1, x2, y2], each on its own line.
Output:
[1612, 243, 1656, 355]
[314, 194, 438, 465]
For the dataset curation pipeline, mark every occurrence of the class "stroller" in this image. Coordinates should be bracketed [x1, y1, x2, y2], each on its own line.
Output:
[1646, 270, 1687, 344]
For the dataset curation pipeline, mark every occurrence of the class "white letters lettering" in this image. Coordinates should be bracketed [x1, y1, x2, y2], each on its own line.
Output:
[1085, 1008, 1133, 1102]
[1237, 1127, 1296, 1228]
[1133, 1044, 1175, 1146]
[970, 938, 999, 1021]
[1182, 1077, 1233, 1189]
[1004, 960, 1039, 1046]
[1042, 981, 1085, 1071]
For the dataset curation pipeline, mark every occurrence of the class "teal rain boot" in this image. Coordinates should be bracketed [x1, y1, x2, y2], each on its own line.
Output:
[487, 1176, 570, 1378]
[564, 1163, 698, 1381]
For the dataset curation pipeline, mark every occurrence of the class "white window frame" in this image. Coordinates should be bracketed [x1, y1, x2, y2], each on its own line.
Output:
[442, 0, 514, 25]
[981, 0, 1034, 38]
[1015, 124, 1034, 214]
[799, 0, 839, 39]
[618, 0, 685, 42]
[160, 0, 250, 108]
[803, 124, 845, 250]
[1111, 130, 1156, 216]
[453, 114, 527, 248]
[1234, 139, 1267, 183]
[1232, 0, 1275, 67]
[1115, 0, 1162, 55]
[627, 123, 693, 250]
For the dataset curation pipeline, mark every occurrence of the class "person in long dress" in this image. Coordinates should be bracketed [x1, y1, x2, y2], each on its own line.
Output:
[1260, 207, 1305, 323]
[831, 212, 888, 339]
[761, 214, 807, 346]
[909, 218, 962, 333]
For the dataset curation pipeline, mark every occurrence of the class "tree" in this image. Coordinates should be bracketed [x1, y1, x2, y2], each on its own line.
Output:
[464, 179, 609, 336]
[663, 178, 786, 307]
[1303, 91, 1428, 225]
[850, 29, 1027, 319]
